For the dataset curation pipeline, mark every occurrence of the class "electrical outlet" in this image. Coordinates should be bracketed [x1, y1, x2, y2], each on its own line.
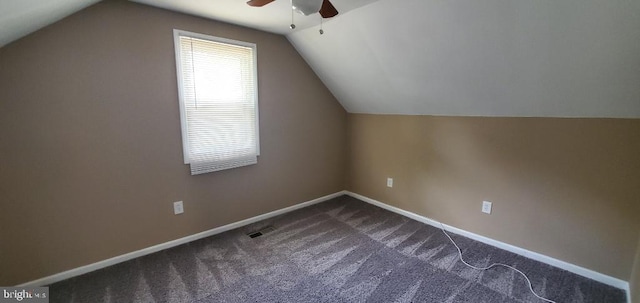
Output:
[173, 201, 184, 215]
[482, 201, 492, 214]
[387, 178, 393, 188]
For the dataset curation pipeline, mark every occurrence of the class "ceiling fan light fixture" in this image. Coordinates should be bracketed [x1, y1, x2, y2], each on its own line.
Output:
[292, 0, 323, 16]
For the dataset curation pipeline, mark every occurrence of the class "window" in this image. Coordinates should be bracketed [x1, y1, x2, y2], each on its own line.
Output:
[173, 30, 259, 175]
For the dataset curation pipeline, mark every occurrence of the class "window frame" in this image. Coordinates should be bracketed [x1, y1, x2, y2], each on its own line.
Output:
[172, 29, 260, 168]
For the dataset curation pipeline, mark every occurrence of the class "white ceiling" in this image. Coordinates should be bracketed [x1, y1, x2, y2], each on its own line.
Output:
[0, 0, 378, 48]
[289, 0, 640, 117]
[131, 0, 378, 35]
[1, 0, 639, 117]
[0, 0, 100, 48]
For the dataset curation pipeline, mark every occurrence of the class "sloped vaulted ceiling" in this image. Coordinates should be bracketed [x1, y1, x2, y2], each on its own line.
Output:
[0, 0, 101, 47]
[288, 0, 640, 117]
[1, 0, 639, 118]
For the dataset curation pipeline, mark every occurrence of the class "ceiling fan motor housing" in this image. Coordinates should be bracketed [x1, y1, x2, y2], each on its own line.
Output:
[292, 0, 323, 16]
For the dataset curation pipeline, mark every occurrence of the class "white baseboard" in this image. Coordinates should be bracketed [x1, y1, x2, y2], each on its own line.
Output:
[17, 189, 631, 303]
[17, 190, 347, 287]
[345, 191, 631, 300]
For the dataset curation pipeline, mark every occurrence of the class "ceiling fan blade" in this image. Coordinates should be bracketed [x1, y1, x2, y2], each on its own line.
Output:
[246, 0, 275, 7]
[319, 0, 338, 18]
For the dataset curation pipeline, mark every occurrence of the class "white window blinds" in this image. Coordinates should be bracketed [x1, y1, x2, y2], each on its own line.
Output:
[173, 30, 259, 175]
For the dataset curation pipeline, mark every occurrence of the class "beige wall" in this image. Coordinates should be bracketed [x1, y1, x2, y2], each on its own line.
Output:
[347, 114, 640, 280]
[1, 0, 638, 289]
[0, 1, 346, 285]
[632, 236, 640, 303]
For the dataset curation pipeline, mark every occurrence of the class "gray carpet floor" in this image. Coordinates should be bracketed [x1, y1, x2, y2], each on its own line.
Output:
[49, 195, 626, 302]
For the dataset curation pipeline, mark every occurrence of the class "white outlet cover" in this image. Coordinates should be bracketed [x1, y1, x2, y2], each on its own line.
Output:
[482, 201, 492, 214]
[173, 201, 184, 215]
[387, 178, 393, 187]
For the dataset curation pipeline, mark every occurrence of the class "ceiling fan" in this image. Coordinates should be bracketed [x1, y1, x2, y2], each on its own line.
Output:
[246, 0, 339, 19]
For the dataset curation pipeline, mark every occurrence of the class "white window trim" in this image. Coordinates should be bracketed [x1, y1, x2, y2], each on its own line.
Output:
[173, 29, 260, 168]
